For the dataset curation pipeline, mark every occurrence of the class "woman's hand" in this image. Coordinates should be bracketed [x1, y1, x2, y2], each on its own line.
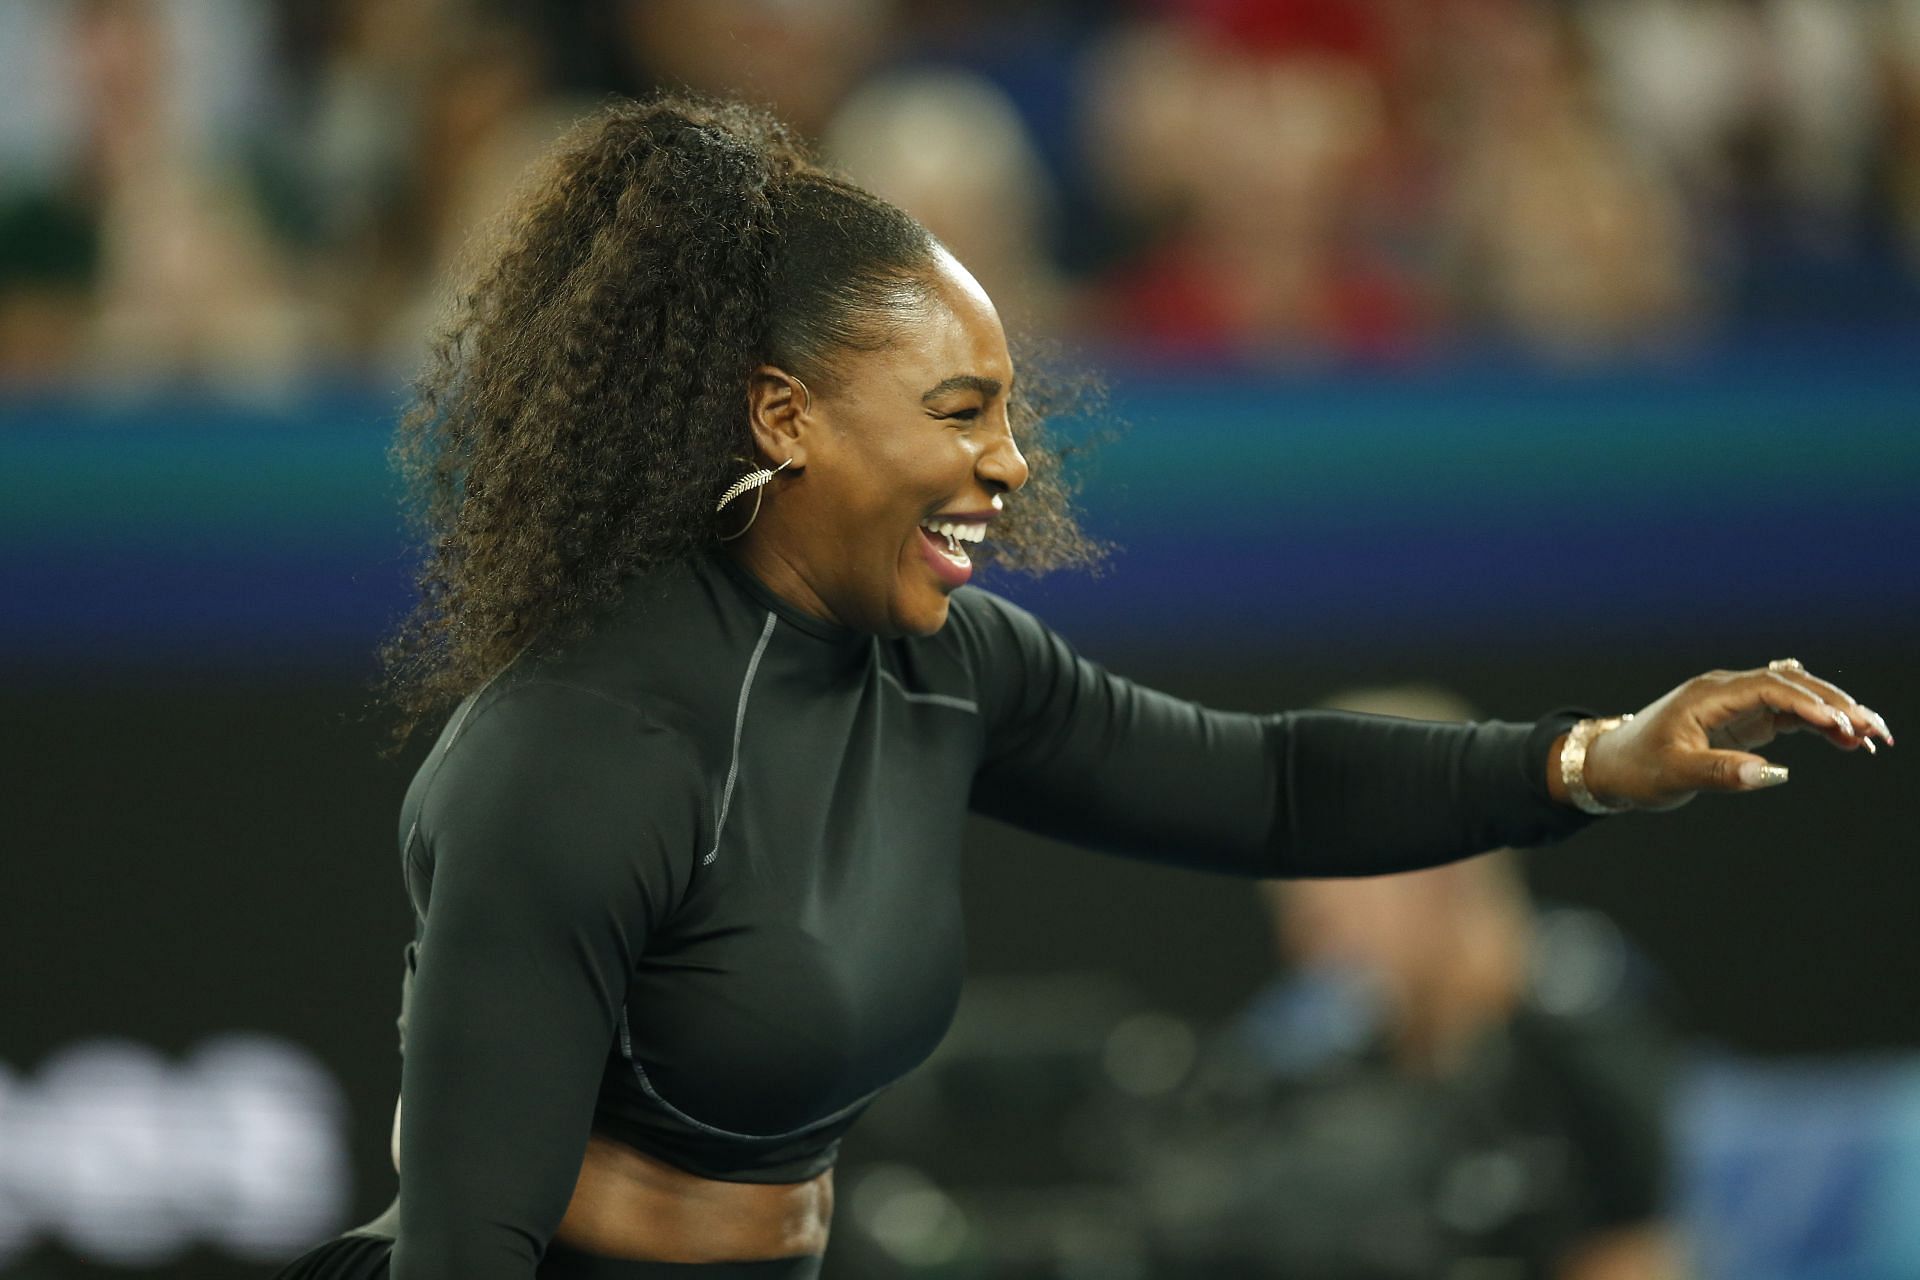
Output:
[1568, 661, 1893, 812]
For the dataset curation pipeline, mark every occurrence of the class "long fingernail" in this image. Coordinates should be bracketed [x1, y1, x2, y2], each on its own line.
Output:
[1832, 710, 1854, 735]
[1864, 738, 1878, 755]
[1739, 762, 1790, 788]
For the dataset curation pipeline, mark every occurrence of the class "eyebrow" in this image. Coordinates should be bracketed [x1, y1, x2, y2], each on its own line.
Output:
[920, 374, 1007, 402]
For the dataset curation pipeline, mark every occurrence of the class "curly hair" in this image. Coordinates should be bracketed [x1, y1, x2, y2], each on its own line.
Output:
[380, 94, 1103, 747]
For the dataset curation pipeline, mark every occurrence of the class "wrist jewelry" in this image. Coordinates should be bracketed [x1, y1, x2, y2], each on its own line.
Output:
[1560, 715, 1635, 815]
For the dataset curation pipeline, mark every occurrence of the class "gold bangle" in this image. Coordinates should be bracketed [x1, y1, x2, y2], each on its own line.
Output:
[1561, 715, 1635, 815]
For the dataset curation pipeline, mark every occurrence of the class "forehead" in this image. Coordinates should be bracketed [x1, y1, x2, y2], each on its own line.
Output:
[870, 249, 1011, 392]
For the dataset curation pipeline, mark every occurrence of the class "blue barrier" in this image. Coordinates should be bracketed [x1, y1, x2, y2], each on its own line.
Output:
[5, 339, 1916, 669]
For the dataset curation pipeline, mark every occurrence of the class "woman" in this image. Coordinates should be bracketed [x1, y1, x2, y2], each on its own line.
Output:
[276, 96, 1890, 1280]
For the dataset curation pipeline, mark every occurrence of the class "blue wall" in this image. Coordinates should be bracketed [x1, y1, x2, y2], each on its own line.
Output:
[6, 333, 1917, 671]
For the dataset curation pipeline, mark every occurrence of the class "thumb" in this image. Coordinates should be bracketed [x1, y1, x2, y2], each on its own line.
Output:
[1689, 749, 1791, 793]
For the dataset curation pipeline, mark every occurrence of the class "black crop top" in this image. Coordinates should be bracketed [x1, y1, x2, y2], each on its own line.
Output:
[387, 551, 1592, 1276]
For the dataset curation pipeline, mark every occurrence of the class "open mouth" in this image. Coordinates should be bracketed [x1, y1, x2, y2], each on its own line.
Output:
[919, 518, 987, 566]
[916, 517, 988, 587]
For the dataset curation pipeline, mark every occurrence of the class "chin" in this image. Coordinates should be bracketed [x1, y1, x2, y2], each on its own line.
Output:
[890, 592, 953, 638]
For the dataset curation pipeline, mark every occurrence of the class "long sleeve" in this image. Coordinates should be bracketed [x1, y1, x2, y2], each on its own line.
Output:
[391, 682, 703, 1279]
[950, 589, 1591, 878]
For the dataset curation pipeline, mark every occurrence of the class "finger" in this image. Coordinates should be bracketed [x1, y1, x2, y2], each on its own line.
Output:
[1763, 665, 1893, 745]
[1733, 672, 1863, 749]
[1685, 749, 1791, 793]
[1755, 708, 1880, 753]
[1758, 671, 1866, 740]
[1762, 671, 1884, 752]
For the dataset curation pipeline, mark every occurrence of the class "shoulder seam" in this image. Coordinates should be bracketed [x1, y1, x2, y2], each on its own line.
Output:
[415, 674, 703, 854]
[407, 660, 525, 865]
[512, 676, 681, 728]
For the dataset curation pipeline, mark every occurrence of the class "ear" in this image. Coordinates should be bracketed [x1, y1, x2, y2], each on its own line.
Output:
[746, 366, 813, 470]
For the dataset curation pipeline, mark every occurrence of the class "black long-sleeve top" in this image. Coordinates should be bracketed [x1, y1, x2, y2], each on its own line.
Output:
[388, 551, 1592, 1277]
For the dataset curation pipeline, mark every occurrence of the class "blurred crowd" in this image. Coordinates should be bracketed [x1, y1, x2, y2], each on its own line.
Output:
[4, 0, 1920, 393]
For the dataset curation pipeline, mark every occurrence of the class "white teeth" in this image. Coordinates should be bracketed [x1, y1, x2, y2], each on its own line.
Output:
[921, 520, 987, 544]
[920, 518, 984, 564]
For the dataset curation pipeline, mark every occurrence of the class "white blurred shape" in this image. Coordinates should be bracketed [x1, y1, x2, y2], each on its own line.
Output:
[182, 1034, 351, 1259]
[28, 1040, 191, 1266]
[0, 1035, 351, 1265]
[0, 1062, 31, 1266]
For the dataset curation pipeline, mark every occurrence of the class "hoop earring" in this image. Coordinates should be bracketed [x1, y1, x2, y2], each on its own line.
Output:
[715, 456, 792, 542]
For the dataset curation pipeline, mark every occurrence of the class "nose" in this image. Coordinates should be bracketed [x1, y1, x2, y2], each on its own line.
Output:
[978, 418, 1029, 495]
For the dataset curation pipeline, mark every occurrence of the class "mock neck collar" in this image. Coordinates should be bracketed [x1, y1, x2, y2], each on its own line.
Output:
[708, 550, 866, 646]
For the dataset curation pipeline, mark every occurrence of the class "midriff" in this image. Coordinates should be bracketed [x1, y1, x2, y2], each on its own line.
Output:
[390, 1098, 831, 1262]
[553, 1133, 833, 1263]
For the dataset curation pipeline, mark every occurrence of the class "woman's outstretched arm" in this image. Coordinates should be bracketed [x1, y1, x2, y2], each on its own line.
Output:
[950, 590, 1886, 877]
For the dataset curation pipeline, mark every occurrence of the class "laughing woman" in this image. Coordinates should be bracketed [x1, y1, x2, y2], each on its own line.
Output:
[274, 96, 1891, 1280]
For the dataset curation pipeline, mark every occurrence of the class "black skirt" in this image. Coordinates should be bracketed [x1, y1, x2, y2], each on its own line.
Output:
[273, 1204, 824, 1279]
[271, 1230, 392, 1280]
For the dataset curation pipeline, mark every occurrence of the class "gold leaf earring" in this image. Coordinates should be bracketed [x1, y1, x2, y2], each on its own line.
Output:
[717, 375, 808, 541]
[715, 457, 793, 541]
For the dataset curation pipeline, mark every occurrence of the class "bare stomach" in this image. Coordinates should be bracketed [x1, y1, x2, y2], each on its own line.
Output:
[390, 1098, 832, 1263]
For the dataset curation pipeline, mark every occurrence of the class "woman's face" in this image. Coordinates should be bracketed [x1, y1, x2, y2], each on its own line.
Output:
[741, 248, 1029, 636]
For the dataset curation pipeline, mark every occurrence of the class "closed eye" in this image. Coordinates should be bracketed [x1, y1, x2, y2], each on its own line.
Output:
[931, 408, 981, 422]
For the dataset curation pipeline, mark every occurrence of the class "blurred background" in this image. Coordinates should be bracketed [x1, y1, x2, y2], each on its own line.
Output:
[4, 0, 1918, 1276]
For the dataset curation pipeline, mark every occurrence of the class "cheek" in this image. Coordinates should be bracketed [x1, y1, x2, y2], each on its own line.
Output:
[819, 457, 929, 584]
[813, 424, 971, 575]
[852, 440, 967, 527]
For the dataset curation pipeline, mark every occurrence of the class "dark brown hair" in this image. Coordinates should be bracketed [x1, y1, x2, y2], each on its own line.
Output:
[380, 95, 1101, 746]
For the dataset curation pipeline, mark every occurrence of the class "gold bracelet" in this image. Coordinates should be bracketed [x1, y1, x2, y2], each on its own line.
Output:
[1560, 715, 1634, 815]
